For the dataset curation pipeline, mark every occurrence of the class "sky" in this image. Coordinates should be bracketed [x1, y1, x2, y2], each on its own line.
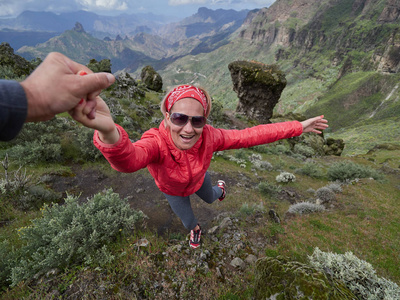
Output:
[0, 0, 275, 19]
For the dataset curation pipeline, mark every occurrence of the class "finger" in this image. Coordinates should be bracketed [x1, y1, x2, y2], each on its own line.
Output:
[59, 53, 94, 75]
[77, 72, 115, 97]
[83, 99, 97, 118]
[88, 107, 96, 120]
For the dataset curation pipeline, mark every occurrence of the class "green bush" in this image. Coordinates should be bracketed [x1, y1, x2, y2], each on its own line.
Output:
[8, 189, 146, 287]
[75, 127, 103, 161]
[327, 161, 385, 182]
[293, 144, 315, 158]
[296, 161, 324, 178]
[309, 247, 400, 299]
[258, 181, 282, 196]
[8, 118, 71, 164]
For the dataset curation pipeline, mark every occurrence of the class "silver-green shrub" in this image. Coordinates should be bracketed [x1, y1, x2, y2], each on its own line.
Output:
[309, 247, 400, 299]
[325, 182, 343, 193]
[276, 172, 296, 183]
[258, 181, 282, 196]
[296, 161, 324, 178]
[9, 189, 146, 286]
[315, 187, 336, 204]
[287, 202, 325, 214]
[293, 144, 315, 158]
[327, 161, 385, 182]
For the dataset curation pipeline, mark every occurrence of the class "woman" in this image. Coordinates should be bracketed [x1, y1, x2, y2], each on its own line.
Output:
[70, 84, 328, 249]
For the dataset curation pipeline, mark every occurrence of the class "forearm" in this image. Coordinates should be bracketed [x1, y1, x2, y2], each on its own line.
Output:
[93, 124, 157, 173]
[214, 121, 303, 151]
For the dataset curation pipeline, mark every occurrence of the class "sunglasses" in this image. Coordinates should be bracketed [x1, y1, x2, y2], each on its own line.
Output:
[169, 112, 207, 128]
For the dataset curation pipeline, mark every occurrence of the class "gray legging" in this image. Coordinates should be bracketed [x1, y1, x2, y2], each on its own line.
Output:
[163, 172, 223, 231]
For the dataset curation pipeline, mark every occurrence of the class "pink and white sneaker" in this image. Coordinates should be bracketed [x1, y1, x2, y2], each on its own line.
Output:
[217, 180, 226, 201]
[189, 225, 202, 249]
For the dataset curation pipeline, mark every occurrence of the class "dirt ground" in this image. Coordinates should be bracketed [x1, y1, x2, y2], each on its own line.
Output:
[49, 164, 235, 236]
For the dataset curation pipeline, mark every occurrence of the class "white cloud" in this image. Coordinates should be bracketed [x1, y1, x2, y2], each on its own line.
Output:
[168, 0, 208, 6]
[77, 0, 128, 11]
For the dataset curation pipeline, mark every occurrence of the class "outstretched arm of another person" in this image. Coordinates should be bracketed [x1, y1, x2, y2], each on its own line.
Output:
[300, 115, 329, 134]
[20, 52, 115, 122]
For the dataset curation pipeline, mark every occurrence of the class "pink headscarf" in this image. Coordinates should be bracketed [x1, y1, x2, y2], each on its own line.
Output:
[165, 85, 208, 115]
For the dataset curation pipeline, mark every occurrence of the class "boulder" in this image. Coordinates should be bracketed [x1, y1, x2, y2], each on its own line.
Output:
[228, 61, 287, 123]
[254, 256, 356, 299]
[140, 65, 163, 92]
[324, 138, 345, 156]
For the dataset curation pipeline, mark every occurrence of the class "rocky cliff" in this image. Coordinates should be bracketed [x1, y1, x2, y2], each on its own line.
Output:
[239, 0, 400, 73]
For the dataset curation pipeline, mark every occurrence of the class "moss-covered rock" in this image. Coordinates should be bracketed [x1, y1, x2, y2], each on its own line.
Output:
[140, 65, 163, 92]
[324, 138, 345, 156]
[254, 256, 356, 299]
[228, 60, 287, 123]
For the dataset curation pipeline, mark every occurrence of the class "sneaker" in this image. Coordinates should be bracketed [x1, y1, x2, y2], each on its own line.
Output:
[217, 180, 226, 201]
[189, 225, 201, 249]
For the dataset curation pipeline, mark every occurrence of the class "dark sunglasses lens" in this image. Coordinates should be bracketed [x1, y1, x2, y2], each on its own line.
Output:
[191, 116, 206, 128]
[171, 113, 189, 126]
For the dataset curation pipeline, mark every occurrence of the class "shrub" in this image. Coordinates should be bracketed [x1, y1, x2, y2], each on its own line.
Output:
[75, 127, 103, 161]
[252, 160, 274, 171]
[258, 181, 282, 196]
[325, 182, 342, 193]
[8, 118, 71, 164]
[276, 172, 296, 183]
[15, 185, 61, 211]
[293, 144, 315, 158]
[9, 189, 146, 287]
[296, 161, 324, 178]
[287, 202, 325, 214]
[327, 161, 384, 182]
[315, 187, 336, 204]
[249, 153, 273, 171]
[309, 247, 400, 299]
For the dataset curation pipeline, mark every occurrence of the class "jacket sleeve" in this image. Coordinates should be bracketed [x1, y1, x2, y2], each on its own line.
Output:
[93, 124, 160, 173]
[0, 80, 28, 141]
[210, 121, 303, 151]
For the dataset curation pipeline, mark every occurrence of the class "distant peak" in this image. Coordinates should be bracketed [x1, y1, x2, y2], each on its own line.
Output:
[73, 22, 85, 33]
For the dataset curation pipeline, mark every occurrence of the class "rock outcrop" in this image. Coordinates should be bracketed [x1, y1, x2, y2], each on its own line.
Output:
[140, 65, 163, 92]
[228, 61, 287, 123]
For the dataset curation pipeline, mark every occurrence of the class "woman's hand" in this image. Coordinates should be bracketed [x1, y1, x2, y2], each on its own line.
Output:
[300, 115, 329, 134]
[69, 95, 120, 144]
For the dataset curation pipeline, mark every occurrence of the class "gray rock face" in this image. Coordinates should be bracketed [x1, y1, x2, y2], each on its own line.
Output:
[228, 60, 287, 123]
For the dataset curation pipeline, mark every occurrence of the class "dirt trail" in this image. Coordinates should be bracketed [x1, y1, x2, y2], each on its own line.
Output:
[49, 165, 233, 236]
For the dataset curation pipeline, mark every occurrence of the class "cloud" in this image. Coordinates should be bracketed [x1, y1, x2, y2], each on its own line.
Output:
[168, 0, 208, 5]
[168, 0, 271, 5]
[77, 0, 128, 11]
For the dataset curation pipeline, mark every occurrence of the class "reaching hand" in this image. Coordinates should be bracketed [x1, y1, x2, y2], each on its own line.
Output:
[20, 52, 115, 122]
[69, 93, 120, 144]
[300, 115, 329, 134]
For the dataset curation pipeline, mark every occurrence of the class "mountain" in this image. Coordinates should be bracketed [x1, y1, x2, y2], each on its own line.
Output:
[156, 7, 250, 43]
[16, 23, 156, 72]
[159, 0, 400, 155]
[14, 8, 251, 73]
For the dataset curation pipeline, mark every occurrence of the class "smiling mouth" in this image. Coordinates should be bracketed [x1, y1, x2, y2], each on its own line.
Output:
[180, 134, 194, 141]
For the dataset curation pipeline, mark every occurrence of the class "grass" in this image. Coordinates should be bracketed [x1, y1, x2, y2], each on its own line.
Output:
[1, 139, 399, 298]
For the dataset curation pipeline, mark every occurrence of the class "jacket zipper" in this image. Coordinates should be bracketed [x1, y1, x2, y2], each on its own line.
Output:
[183, 151, 193, 189]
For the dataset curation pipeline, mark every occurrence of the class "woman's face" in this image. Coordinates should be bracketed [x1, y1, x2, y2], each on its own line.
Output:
[166, 98, 205, 150]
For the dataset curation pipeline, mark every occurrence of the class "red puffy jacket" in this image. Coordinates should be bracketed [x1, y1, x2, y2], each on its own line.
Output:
[94, 120, 303, 196]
